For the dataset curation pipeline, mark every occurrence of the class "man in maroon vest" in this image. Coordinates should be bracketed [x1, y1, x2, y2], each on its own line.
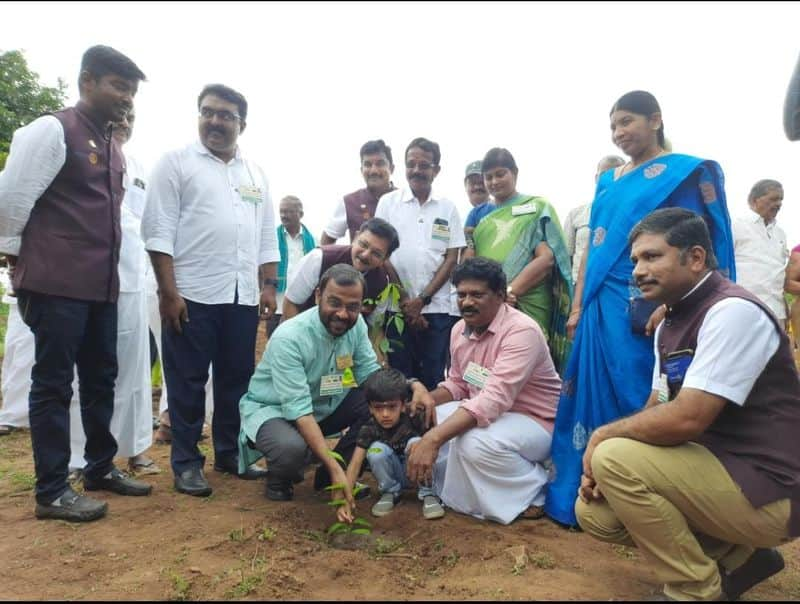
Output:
[320, 139, 396, 244]
[282, 217, 399, 321]
[575, 208, 800, 601]
[0, 46, 152, 522]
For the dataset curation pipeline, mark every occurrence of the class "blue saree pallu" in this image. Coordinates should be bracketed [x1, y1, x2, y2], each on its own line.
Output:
[544, 153, 736, 526]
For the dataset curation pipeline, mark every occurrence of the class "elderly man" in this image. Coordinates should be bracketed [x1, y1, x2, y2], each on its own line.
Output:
[562, 155, 625, 284]
[576, 208, 799, 601]
[320, 139, 396, 244]
[240, 264, 430, 501]
[282, 217, 398, 321]
[142, 83, 279, 496]
[375, 137, 466, 389]
[733, 179, 789, 327]
[0, 45, 151, 521]
[406, 257, 562, 524]
[270, 195, 315, 337]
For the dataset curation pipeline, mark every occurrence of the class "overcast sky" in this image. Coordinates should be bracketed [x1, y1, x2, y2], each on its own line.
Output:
[4, 1, 800, 246]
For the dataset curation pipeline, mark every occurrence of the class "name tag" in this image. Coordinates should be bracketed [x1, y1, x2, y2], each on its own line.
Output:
[432, 221, 450, 243]
[336, 354, 353, 370]
[320, 374, 344, 396]
[512, 202, 537, 216]
[464, 361, 491, 389]
[239, 185, 264, 204]
[657, 373, 669, 404]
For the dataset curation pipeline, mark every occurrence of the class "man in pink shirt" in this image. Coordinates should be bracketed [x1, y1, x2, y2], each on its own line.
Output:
[406, 257, 561, 524]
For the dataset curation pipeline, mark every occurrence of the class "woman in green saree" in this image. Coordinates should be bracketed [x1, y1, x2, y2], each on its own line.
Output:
[471, 148, 573, 371]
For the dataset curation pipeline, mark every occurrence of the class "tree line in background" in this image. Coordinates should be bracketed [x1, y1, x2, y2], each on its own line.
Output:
[0, 49, 68, 170]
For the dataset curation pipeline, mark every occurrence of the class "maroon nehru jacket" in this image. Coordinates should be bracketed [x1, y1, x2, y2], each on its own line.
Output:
[299, 244, 389, 315]
[343, 187, 390, 242]
[12, 102, 125, 303]
[658, 270, 800, 535]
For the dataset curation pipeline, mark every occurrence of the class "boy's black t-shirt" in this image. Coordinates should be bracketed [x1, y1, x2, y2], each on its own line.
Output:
[355, 412, 427, 456]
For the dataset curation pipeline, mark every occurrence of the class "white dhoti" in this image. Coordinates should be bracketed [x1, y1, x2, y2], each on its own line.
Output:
[433, 401, 553, 525]
[0, 299, 33, 428]
[70, 289, 153, 468]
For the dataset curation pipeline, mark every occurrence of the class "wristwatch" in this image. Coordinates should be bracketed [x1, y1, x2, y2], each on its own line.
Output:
[419, 292, 433, 306]
[263, 278, 279, 288]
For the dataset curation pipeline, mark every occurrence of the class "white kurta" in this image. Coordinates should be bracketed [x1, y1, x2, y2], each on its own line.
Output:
[0, 296, 34, 427]
[70, 156, 153, 466]
[432, 401, 553, 525]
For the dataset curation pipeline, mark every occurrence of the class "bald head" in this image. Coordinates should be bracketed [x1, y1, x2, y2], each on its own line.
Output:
[595, 155, 625, 182]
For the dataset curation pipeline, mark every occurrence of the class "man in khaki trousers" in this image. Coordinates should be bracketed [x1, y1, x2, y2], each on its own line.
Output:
[575, 208, 800, 601]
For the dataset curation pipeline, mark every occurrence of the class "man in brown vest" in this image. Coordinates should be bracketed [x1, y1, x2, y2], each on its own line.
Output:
[575, 208, 800, 601]
[0, 45, 152, 522]
[320, 139, 396, 244]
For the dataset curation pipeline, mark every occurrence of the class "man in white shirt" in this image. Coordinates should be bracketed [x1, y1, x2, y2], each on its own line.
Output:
[141, 84, 280, 496]
[562, 155, 624, 285]
[732, 179, 789, 327]
[320, 139, 396, 244]
[269, 195, 316, 337]
[375, 137, 466, 389]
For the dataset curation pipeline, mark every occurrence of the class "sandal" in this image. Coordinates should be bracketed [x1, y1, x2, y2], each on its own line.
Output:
[128, 455, 161, 475]
[0, 424, 17, 437]
[518, 505, 546, 520]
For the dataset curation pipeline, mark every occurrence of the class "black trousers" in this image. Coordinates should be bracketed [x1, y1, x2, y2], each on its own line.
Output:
[17, 290, 118, 505]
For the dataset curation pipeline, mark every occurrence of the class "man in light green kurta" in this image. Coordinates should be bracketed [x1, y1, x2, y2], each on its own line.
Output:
[238, 264, 385, 503]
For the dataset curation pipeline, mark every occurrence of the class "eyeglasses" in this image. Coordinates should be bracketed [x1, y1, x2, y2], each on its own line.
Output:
[199, 107, 241, 122]
[405, 161, 436, 171]
[355, 238, 386, 261]
[325, 297, 363, 314]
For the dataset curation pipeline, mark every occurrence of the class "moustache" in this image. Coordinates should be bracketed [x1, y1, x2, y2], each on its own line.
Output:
[207, 127, 226, 136]
[461, 307, 478, 314]
[636, 279, 657, 288]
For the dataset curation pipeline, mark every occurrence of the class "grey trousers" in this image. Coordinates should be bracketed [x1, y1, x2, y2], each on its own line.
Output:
[254, 387, 369, 489]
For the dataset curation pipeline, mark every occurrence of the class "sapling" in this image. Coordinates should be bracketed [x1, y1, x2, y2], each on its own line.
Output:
[324, 450, 379, 538]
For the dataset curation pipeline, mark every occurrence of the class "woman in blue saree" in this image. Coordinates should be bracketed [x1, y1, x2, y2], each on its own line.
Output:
[544, 91, 736, 526]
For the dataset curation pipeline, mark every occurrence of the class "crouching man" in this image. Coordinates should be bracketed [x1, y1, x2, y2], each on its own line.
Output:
[576, 208, 800, 601]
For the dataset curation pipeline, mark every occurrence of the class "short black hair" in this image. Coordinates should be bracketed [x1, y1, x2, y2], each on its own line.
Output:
[628, 208, 718, 269]
[610, 90, 665, 149]
[80, 45, 146, 86]
[319, 263, 366, 296]
[481, 147, 518, 177]
[452, 257, 507, 294]
[360, 139, 393, 166]
[357, 217, 400, 256]
[198, 83, 248, 122]
[405, 137, 441, 166]
[363, 368, 410, 404]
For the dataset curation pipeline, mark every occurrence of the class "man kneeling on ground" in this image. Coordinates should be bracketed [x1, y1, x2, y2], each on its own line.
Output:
[406, 257, 562, 524]
[237, 263, 429, 504]
[576, 208, 800, 601]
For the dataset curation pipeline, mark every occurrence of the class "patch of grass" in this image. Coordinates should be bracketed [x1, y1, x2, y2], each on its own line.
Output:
[373, 537, 402, 555]
[167, 571, 191, 601]
[225, 572, 262, 599]
[257, 527, 276, 542]
[9, 470, 36, 492]
[529, 551, 556, 569]
[228, 528, 246, 542]
[432, 538, 445, 552]
[302, 529, 325, 543]
[611, 544, 637, 560]
[198, 444, 211, 458]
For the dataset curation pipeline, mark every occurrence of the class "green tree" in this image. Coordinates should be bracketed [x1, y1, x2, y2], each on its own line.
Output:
[0, 49, 68, 169]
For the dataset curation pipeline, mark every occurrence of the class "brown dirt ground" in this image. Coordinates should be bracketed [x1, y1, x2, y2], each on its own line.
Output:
[1, 322, 799, 600]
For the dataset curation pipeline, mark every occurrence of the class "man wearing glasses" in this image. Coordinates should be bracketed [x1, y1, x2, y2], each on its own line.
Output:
[141, 84, 279, 497]
[239, 263, 430, 502]
[374, 138, 465, 390]
[281, 217, 399, 321]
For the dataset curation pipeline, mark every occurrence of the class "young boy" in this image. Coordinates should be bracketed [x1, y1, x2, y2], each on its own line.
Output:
[338, 368, 445, 520]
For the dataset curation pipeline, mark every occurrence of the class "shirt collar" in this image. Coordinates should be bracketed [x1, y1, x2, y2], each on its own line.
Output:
[400, 187, 441, 205]
[193, 140, 242, 164]
[461, 302, 508, 340]
[749, 211, 775, 228]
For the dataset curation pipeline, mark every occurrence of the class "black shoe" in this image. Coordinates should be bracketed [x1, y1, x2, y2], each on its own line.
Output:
[34, 486, 108, 522]
[265, 479, 294, 501]
[84, 467, 152, 496]
[213, 457, 268, 480]
[720, 548, 785, 600]
[174, 467, 213, 497]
